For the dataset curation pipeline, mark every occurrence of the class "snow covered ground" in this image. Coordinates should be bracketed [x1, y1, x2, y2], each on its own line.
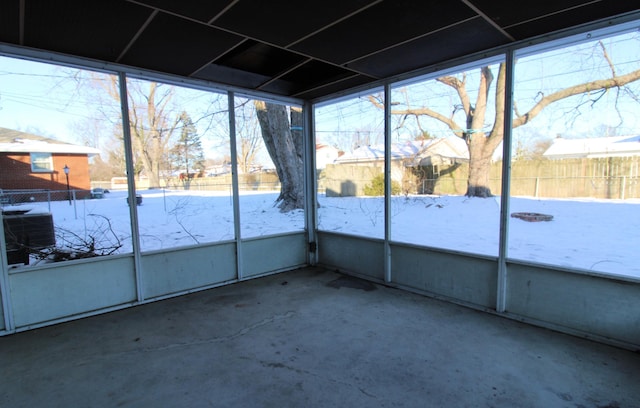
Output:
[5, 190, 638, 279]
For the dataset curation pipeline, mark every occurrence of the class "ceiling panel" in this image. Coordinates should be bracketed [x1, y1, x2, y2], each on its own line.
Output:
[194, 63, 272, 90]
[215, 41, 307, 77]
[119, 12, 244, 76]
[348, 18, 508, 78]
[279, 60, 363, 90]
[0, 0, 20, 44]
[291, 0, 479, 65]
[132, 0, 235, 23]
[213, 0, 378, 47]
[504, 2, 640, 40]
[468, 0, 589, 28]
[23, 0, 152, 61]
[291, 75, 378, 100]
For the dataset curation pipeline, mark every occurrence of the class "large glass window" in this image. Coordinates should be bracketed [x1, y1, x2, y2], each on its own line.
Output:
[234, 97, 305, 238]
[315, 90, 386, 239]
[0, 56, 130, 266]
[509, 30, 640, 278]
[389, 61, 504, 256]
[124, 78, 234, 251]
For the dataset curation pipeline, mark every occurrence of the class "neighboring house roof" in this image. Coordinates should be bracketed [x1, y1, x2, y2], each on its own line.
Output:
[413, 137, 469, 166]
[543, 135, 640, 159]
[316, 144, 341, 169]
[0, 127, 100, 155]
[336, 140, 428, 164]
[335, 137, 469, 165]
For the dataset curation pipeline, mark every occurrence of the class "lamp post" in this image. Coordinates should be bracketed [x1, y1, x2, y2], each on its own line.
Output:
[63, 164, 71, 205]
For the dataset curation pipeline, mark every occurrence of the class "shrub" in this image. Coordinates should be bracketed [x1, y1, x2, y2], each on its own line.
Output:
[363, 174, 401, 196]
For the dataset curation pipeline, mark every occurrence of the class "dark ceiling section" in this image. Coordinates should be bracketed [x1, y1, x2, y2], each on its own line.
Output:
[279, 60, 360, 92]
[195, 63, 272, 90]
[503, 2, 640, 40]
[0, 1, 20, 44]
[118, 12, 244, 76]
[131, 0, 234, 23]
[22, 0, 152, 61]
[469, 0, 640, 40]
[214, 41, 306, 77]
[348, 18, 508, 78]
[291, 0, 478, 65]
[291, 75, 377, 100]
[212, 0, 378, 47]
[0, 0, 635, 100]
[468, 0, 590, 29]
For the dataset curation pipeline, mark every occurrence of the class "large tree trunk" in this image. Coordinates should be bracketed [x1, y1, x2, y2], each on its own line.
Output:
[254, 101, 304, 212]
[466, 135, 493, 197]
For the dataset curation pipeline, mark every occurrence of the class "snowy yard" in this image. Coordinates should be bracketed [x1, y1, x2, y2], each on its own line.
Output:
[5, 190, 639, 279]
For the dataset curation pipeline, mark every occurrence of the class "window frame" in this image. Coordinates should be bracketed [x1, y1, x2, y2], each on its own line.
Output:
[30, 152, 54, 173]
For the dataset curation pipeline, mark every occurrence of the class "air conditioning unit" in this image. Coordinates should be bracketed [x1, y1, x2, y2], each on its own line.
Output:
[3, 211, 55, 265]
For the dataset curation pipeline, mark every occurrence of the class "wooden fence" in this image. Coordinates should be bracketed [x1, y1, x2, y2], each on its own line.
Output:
[322, 156, 640, 199]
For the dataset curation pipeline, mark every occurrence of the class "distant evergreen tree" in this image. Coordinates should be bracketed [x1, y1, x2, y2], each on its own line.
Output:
[170, 112, 205, 178]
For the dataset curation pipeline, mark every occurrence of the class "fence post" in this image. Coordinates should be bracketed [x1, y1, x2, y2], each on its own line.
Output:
[47, 190, 51, 213]
[534, 177, 539, 198]
[72, 190, 78, 219]
[621, 176, 626, 200]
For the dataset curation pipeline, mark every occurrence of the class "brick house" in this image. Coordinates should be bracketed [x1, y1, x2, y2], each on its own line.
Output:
[0, 127, 100, 201]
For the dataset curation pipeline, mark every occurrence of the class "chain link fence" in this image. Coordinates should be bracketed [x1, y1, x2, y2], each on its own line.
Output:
[0, 189, 90, 211]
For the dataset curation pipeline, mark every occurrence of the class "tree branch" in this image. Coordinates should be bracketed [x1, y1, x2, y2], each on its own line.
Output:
[367, 94, 464, 138]
[437, 74, 471, 116]
[599, 40, 617, 78]
[512, 68, 640, 128]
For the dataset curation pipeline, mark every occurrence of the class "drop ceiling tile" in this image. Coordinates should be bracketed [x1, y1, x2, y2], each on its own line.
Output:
[119, 12, 244, 76]
[505, 1, 640, 40]
[291, 75, 376, 99]
[348, 18, 508, 78]
[132, 0, 234, 23]
[213, 0, 376, 47]
[194, 63, 272, 90]
[0, 0, 20, 44]
[23, 0, 152, 61]
[279, 60, 357, 89]
[216, 41, 307, 77]
[291, 0, 477, 64]
[468, 0, 588, 28]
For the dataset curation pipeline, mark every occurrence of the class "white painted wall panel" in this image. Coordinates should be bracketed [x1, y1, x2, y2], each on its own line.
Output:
[10, 256, 136, 328]
[391, 244, 497, 309]
[242, 233, 307, 278]
[141, 243, 237, 299]
[506, 262, 640, 348]
[317, 231, 385, 281]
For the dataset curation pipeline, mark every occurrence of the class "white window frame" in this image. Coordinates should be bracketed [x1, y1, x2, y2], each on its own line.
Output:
[30, 152, 53, 172]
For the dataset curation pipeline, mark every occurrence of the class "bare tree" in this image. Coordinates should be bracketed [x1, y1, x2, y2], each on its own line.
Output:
[75, 75, 181, 188]
[370, 39, 640, 197]
[254, 101, 304, 212]
[235, 100, 264, 174]
[125, 80, 181, 188]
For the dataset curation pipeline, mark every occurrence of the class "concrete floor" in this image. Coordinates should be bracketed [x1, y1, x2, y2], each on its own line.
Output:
[1, 267, 639, 408]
